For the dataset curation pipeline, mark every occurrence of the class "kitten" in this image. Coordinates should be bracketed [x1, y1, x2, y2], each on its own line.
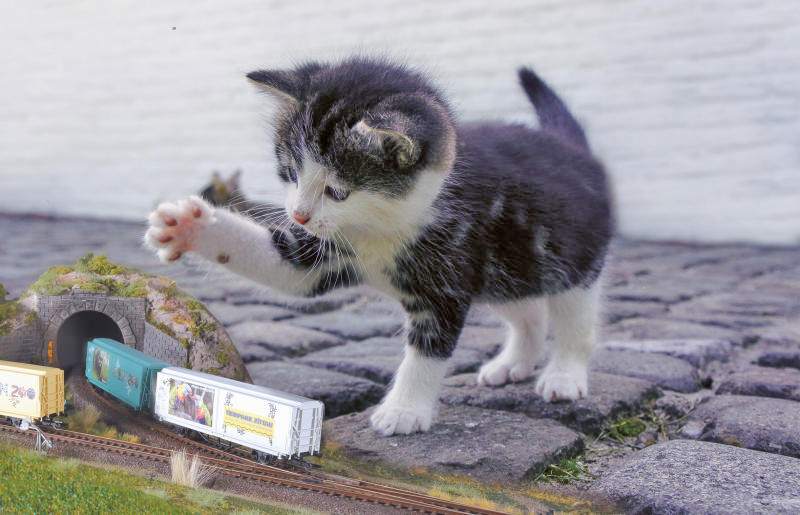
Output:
[145, 57, 613, 436]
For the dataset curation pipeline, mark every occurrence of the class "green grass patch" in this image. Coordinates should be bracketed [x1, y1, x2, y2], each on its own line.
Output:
[0, 443, 317, 514]
[0, 443, 186, 514]
[63, 405, 140, 443]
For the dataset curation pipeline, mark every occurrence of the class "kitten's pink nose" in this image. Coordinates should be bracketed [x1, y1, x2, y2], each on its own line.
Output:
[293, 212, 310, 225]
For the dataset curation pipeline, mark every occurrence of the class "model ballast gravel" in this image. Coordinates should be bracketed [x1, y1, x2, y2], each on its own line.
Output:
[84, 337, 323, 462]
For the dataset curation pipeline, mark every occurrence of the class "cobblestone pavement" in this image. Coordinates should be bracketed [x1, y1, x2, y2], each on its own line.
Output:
[2, 214, 800, 512]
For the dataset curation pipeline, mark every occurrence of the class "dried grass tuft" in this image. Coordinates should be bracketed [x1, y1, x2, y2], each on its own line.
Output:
[170, 449, 215, 488]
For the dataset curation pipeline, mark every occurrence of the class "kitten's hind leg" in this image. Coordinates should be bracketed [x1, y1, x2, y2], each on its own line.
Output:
[536, 280, 602, 402]
[477, 297, 547, 386]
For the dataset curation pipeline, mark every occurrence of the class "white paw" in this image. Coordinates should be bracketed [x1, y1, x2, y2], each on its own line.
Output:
[535, 366, 588, 402]
[370, 401, 434, 436]
[477, 354, 535, 386]
[144, 195, 215, 263]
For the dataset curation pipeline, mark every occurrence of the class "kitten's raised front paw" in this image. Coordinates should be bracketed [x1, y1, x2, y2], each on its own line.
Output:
[477, 354, 534, 386]
[144, 195, 215, 263]
[370, 402, 434, 436]
[535, 366, 588, 402]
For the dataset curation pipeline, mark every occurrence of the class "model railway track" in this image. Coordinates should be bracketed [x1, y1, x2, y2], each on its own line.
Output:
[1, 421, 509, 515]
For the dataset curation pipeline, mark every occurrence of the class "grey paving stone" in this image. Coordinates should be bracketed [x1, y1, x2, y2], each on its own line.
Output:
[683, 395, 800, 457]
[297, 336, 494, 384]
[590, 349, 701, 392]
[590, 440, 800, 515]
[670, 291, 800, 320]
[717, 367, 800, 402]
[233, 287, 364, 314]
[324, 404, 583, 483]
[603, 300, 669, 324]
[603, 317, 751, 344]
[440, 372, 659, 434]
[247, 362, 384, 417]
[227, 321, 345, 359]
[288, 311, 403, 340]
[606, 281, 706, 304]
[205, 301, 295, 326]
[758, 350, 800, 370]
[602, 338, 733, 368]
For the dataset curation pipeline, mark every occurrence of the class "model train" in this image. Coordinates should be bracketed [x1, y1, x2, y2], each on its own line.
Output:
[85, 337, 323, 461]
[0, 360, 64, 427]
[0, 338, 323, 462]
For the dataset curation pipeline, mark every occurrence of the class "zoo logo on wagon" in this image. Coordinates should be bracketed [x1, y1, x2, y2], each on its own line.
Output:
[0, 381, 37, 408]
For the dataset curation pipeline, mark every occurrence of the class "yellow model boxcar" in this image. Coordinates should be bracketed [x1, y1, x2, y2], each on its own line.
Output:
[0, 361, 64, 421]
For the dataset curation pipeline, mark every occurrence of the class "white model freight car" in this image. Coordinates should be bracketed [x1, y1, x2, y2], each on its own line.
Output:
[153, 367, 323, 460]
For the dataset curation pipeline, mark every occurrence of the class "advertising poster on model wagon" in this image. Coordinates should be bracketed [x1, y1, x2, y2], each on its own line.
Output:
[218, 389, 292, 452]
[166, 379, 215, 427]
[0, 372, 41, 418]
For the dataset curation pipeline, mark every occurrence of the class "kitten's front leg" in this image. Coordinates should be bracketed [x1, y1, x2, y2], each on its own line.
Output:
[370, 306, 466, 436]
[144, 195, 349, 296]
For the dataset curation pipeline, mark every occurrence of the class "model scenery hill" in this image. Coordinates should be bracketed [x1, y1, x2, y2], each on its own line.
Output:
[0, 253, 250, 382]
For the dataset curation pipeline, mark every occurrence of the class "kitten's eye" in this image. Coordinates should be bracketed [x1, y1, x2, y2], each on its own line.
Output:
[287, 167, 298, 183]
[325, 186, 350, 201]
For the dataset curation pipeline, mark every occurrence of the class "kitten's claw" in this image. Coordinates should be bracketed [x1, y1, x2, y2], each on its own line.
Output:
[370, 402, 434, 436]
[145, 195, 215, 263]
[535, 365, 588, 402]
[477, 354, 535, 386]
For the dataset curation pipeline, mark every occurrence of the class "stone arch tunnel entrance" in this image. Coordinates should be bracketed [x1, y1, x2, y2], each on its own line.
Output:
[55, 311, 124, 371]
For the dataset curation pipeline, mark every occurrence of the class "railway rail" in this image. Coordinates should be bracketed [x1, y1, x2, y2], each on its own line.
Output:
[1, 418, 510, 514]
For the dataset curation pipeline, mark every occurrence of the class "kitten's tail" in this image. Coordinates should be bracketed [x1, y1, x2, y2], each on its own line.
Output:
[518, 67, 589, 151]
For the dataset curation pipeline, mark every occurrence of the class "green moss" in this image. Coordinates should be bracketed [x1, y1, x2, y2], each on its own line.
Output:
[161, 285, 180, 299]
[185, 298, 205, 312]
[207, 368, 220, 376]
[179, 337, 190, 349]
[189, 311, 215, 338]
[23, 310, 37, 324]
[216, 352, 230, 366]
[77, 281, 108, 292]
[113, 279, 148, 298]
[0, 283, 7, 302]
[0, 322, 11, 337]
[28, 265, 74, 295]
[75, 253, 130, 276]
[154, 321, 176, 338]
[608, 417, 647, 441]
[233, 368, 246, 382]
[0, 299, 21, 324]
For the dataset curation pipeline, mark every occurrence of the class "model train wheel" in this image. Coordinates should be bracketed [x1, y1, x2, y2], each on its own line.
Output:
[255, 451, 276, 465]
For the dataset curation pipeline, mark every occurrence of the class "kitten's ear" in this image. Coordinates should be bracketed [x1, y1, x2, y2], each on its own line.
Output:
[352, 119, 420, 168]
[246, 70, 300, 105]
[226, 169, 242, 192]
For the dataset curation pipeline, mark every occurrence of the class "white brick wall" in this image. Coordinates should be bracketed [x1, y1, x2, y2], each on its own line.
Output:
[1, 1, 798, 244]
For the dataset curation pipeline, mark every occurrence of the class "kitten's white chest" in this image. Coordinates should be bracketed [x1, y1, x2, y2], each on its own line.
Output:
[352, 237, 407, 301]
